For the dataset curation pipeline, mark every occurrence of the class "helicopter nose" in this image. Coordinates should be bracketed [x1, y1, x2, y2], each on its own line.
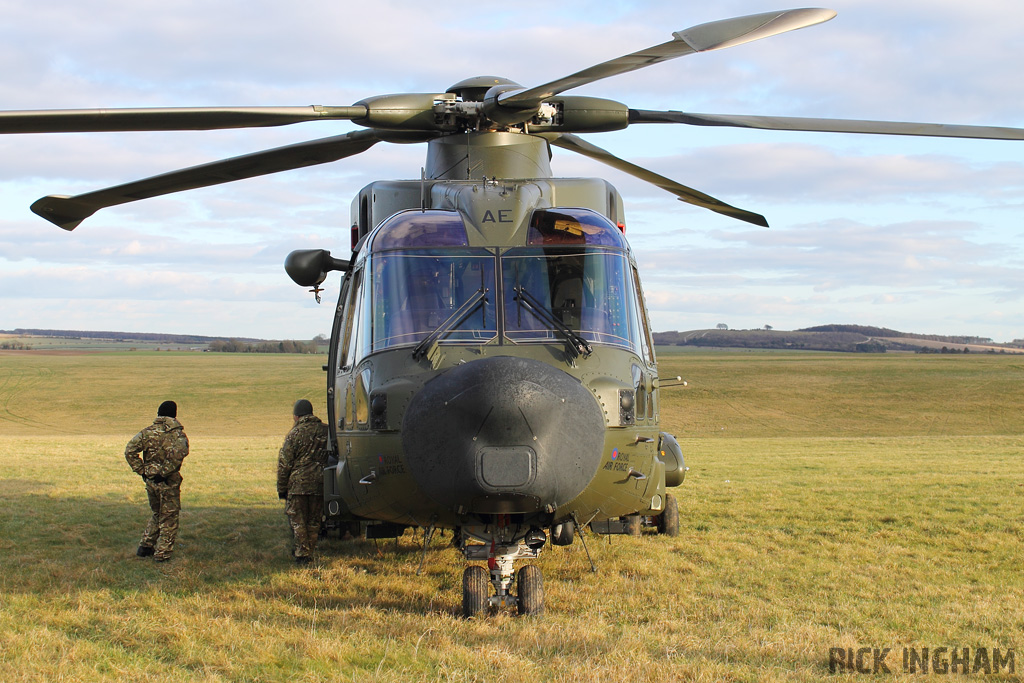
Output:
[402, 356, 606, 515]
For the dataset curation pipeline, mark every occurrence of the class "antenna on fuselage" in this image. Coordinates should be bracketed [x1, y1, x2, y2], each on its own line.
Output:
[420, 167, 426, 212]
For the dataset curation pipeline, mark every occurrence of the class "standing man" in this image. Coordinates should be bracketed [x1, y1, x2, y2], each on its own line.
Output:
[125, 400, 189, 562]
[277, 399, 329, 564]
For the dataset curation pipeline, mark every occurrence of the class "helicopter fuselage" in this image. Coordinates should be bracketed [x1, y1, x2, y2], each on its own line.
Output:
[314, 132, 680, 536]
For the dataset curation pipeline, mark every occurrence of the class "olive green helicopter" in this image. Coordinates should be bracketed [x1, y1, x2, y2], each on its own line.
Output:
[5, 8, 1023, 617]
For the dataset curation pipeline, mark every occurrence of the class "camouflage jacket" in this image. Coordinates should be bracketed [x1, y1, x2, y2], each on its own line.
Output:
[125, 416, 189, 486]
[277, 414, 329, 496]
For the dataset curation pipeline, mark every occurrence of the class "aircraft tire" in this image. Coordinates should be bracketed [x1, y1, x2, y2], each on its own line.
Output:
[516, 565, 544, 616]
[625, 514, 642, 536]
[657, 493, 679, 537]
[550, 521, 574, 546]
[462, 565, 489, 618]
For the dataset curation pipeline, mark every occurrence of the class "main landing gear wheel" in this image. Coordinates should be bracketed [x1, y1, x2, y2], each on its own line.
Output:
[462, 565, 489, 618]
[550, 520, 574, 546]
[657, 493, 679, 537]
[625, 513, 642, 536]
[516, 565, 544, 616]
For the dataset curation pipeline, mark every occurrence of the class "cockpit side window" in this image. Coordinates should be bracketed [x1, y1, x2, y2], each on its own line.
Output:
[631, 265, 655, 366]
[338, 267, 363, 371]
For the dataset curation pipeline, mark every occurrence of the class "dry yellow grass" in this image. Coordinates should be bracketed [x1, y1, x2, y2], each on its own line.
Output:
[1, 350, 1022, 681]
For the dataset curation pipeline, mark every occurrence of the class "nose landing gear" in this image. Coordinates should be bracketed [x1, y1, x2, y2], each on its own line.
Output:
[459, 525, 546, 617]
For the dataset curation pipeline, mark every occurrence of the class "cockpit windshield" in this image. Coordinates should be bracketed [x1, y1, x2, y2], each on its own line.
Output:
[355, 208, 649, 358]
[369, 250, 496, 351]
[507, 208, 640, 349]
[364, 211, 496, 353]
[502, 247, 638, 349]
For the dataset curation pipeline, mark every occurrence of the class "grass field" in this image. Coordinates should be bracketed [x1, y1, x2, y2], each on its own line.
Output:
[1, 349, 1022, 681]
[0, 334, 208, 352]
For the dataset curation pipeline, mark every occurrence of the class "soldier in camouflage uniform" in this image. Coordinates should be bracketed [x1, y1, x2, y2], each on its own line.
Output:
[125, 400, 190, 562]
[277, 399, 329, 564]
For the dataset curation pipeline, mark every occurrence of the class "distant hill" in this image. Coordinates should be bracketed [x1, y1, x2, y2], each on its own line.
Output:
[0, 328, 260, 344]
[798, 324, 999, 346]
[654, 325, 1024, 354]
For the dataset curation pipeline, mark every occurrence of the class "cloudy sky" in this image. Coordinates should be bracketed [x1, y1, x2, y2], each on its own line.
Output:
[1, 0, 1022, 342]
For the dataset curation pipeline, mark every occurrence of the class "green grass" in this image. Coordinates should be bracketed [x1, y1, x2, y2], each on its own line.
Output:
[0, 352, 325, 437]
[1, 351, 1022, 681]
[655, 350, 1024, 438]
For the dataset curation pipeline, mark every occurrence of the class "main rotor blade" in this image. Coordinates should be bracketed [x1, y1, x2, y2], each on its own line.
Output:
[546, 133, 768, 227]
[500, 9, 836, 108]
[629, 110, 1024, 141]
[31, 129, 384, 230]
[0, 105, 368, 133]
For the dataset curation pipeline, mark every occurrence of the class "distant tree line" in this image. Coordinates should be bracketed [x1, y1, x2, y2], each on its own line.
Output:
[0, 341, 31, 350]
[798, 324, 903, 337]
[208, 339, 321, 354]
[916, 346, 981, 354]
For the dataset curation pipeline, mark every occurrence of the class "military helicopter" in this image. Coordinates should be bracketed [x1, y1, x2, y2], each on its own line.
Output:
[4, 8, 1023, 617]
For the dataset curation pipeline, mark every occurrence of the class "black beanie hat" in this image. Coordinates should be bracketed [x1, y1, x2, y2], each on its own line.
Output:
[157, 400, 177, 418]
[293, 399, 313, 417]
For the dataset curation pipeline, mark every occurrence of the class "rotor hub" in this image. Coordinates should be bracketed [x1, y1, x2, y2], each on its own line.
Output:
[447, 76, 522, 102]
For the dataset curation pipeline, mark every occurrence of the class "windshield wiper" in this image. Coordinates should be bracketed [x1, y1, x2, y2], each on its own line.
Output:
[412, 288, 488, 360]
[513, 286, 593, 361]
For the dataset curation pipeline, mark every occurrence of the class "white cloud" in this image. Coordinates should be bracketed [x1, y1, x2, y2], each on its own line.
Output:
[0, 0, 1021, 340]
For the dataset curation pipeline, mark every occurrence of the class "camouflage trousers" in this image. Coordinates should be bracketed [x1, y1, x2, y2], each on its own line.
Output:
[285, 494, 323, 559]
[140, 481, 181, 560]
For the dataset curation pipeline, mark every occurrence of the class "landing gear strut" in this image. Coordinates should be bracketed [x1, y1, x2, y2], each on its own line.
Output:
[459, 524, 546, 617]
